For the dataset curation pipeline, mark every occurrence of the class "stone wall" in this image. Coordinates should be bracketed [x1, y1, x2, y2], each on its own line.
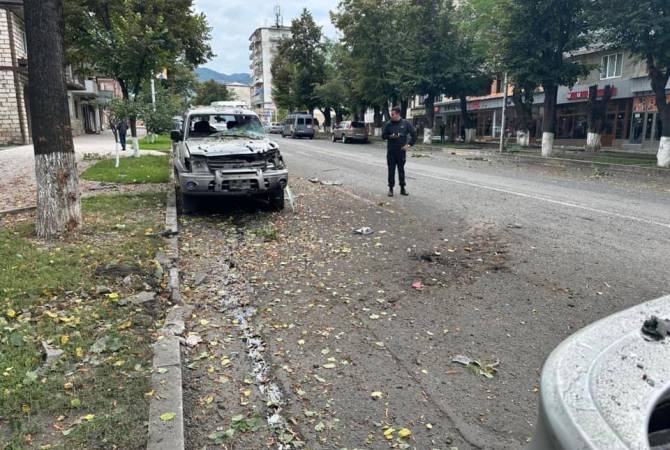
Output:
[0, 8, 29, 146]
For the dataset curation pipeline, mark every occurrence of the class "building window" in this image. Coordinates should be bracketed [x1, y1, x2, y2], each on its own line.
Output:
[601, 53, 623, 79]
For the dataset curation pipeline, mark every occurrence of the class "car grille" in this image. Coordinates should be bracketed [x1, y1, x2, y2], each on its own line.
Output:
[206, 156, 266, 171]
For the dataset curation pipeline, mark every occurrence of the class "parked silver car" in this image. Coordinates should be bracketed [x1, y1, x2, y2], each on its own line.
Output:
[170, 106, 288, 213]
[331, 121, 368, 143]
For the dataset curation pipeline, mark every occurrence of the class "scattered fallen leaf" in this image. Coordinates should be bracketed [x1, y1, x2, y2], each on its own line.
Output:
[160, 412, 176, 421]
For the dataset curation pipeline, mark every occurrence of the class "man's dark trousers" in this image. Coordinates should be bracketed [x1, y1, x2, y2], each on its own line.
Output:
[119, 131, 127, 150]
[387, 147, 406, 188]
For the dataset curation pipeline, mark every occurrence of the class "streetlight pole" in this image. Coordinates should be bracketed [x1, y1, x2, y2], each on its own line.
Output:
[499, 72, 508, 153]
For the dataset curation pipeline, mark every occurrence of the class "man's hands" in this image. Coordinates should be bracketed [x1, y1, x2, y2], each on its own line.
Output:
[402, 144, 411, 151]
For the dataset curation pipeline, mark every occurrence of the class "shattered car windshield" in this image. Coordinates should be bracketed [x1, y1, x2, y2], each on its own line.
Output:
[187, 114, 266, 139]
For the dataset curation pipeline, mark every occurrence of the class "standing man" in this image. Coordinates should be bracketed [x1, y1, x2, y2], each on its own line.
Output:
[382, 106, 417, 197]
[117, 118, 129, 151]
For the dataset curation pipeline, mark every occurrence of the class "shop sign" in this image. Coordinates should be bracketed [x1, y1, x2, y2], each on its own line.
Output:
[434, 106, 440, 113]
[412, 107, 426, 116]
[633, 94, 670, 113]
[567, 87, 618, 101]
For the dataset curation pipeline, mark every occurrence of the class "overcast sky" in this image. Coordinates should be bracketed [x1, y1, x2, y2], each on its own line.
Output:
[193, 0, 339, 74]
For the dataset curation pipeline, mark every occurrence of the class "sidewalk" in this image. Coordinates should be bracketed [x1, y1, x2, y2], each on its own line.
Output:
[0, 129, 150, 211]
[367, 136, 670, 179]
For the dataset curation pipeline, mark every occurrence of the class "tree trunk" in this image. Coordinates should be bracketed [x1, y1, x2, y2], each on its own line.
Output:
[129, 115, 139, 157]
[373, 105, 383, 137]
[400, 98, 408, 119]
[459, 95, 474, 143]
[542, 84, 558, 156]
[512, 87, 534, 147]
[585, 85, 612, 152]
[648, 57, 670, 167]
[423, 95, 435, 144]
[322, 106, 332, 132]
[25, 0, 81, 239]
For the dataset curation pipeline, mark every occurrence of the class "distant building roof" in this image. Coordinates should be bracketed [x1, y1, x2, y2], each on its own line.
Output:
[224, 82, 251, 87]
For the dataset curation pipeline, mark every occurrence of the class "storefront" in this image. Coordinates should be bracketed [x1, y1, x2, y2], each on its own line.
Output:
[629, 94, 669, 146]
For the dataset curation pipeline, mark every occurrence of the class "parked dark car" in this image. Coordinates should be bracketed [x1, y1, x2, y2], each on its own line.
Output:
[332, 121, 368, 143]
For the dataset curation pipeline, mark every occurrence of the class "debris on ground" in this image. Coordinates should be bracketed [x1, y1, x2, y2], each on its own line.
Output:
[184, 334, 203, 347]
[452, 355, 499, 378]
[308, 177, 320, 183]
[642, 316, 670, 341]
[41, 341, 64, 365]
[353, 227, 374, 235]
[506, 223, 523, 229]
[411, 153, 431, 158]
[321, 180, 344, 186]
[411, 280, 424, 290]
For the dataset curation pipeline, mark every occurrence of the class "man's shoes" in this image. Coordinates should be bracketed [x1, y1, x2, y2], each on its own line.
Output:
[388, 188, 394, 197]
[400, 187, 409, 196]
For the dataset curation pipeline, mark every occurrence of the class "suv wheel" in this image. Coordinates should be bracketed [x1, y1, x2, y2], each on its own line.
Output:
[175, 183, 196, 215]
[343, 135, 349, 144]
[269, 189, 285, 211]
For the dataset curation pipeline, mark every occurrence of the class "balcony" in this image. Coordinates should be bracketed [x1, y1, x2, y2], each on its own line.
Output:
[65, 66, 86, 91]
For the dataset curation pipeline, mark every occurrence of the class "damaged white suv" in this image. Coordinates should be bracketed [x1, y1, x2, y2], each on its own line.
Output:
[170, 106, 288, 213]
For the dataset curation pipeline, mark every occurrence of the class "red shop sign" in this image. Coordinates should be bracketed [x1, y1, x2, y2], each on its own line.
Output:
[567, 87, 618, 101]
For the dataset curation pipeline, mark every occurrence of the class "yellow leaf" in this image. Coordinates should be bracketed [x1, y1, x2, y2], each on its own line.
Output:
[113, 360, 125, 367]
[297, 339, 305, 345]
[6, 308, 16, 318]
[21, 403, 30, 413]
[107, 293, 119, 299]
[60, 335, 69, 345]
[383, 427, 395, 439]
[160, 412, 176, 421]
[322, 363, 336, 369]
[426, 423, 433, 429]
[145, 390, 155, 397]
[75, 347, 84, 358]
[242, 389, 252, 397]
[117, 320, 132, 330]
[205, 395, 214, 404]
[82, 414, 95, 421]
[370, 391, 383, 399]
[199, 319, 209, 326]
[398, 428, 412, 438]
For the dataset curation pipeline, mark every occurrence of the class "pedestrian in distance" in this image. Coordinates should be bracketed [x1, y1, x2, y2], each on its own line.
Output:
[382, 106, 417, 197]
[117, 118, 129, 151]
[439, 123, 446, 142]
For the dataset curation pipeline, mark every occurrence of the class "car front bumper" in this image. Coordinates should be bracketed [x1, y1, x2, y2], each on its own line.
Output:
[178, 168, 288, 196]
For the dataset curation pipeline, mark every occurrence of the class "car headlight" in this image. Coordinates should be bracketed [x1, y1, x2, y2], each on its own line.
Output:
[188, 157, 209, 173]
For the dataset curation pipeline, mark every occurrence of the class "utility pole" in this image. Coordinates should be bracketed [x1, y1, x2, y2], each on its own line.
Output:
[499, 72, 508, 153]
[24, 0, 82, 238]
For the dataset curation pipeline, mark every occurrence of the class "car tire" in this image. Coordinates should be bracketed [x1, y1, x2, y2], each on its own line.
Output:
[342, 135, 348, 144]
[269, 189, 285, 211]
[175, 180, 196, 215]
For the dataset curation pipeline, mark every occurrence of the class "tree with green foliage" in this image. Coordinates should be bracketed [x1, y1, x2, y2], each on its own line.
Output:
[64, 0, 213, 155]
[391, 0, 455, 143]
[271, 9, 326, 114]
[332, 0, 400, 133]
[501, 0, 590, 156]
[192, 80, 233, 106]
[591, 0, 670, 167]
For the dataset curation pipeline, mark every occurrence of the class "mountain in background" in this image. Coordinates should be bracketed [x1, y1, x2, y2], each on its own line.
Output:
[195, 67, 251, 85]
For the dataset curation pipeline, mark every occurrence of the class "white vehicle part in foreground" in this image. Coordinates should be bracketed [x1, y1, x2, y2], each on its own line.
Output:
[528, 295, 670, 450]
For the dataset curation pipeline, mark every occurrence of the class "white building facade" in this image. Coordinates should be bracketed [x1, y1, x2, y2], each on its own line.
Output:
[249, 25, 290, 123]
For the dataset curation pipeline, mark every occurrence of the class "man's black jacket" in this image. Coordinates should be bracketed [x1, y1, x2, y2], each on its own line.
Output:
[382, 119, 417, 152]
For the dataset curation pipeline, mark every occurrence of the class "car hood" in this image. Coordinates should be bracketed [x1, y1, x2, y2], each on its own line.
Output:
[186, 138, 279, 157]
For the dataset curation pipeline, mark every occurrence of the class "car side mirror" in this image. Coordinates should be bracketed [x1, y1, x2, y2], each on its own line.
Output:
[170, 130, 183, 141]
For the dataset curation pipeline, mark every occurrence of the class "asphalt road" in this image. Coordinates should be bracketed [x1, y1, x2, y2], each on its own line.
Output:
[181, 135, 670, 449]
[274, 135, 670, 444]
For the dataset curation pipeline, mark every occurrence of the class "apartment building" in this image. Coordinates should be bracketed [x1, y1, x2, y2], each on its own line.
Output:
[0, 0, 28, 145]
[223, 81, 252, 107]
[411, 46, 670, 152]
[248, 25, 291, 123]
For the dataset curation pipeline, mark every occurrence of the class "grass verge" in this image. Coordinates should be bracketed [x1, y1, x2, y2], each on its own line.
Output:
[81, 155, 170, 184]
[139, 134, 172, 152]
[0, 192, 167, 449]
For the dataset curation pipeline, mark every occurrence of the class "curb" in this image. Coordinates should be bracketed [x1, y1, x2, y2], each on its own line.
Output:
[147, 167, 187, 450]
[0, 205, 37, 216]
[369, 139, 670, 179]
